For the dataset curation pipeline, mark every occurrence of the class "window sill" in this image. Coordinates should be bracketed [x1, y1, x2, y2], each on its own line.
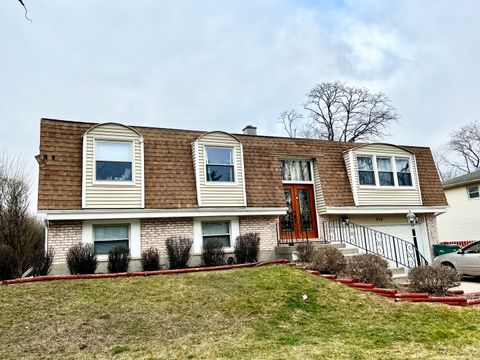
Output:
[92, 181, 136, 187]
[358, 185, 416, 190]
[193, 248, 235, 256]
[204, 181, 238, 186]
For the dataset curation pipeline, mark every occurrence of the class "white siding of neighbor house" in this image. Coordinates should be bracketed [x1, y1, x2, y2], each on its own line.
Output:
[437, 184, 480, 242]
[83, 123, 143, 209]
[193, 132, 246, 207]
[345, 144, 422, 206]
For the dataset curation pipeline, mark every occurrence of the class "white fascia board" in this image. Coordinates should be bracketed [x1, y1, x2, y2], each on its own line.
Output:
[40, 207, 288, 221]
[324, 206, 448, 215]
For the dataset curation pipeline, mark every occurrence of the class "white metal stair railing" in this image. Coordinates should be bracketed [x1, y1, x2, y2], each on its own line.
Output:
[322, 220, 428, 269]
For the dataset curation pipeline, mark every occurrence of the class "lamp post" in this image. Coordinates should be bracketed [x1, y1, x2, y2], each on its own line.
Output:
[407, 210, 421, 266]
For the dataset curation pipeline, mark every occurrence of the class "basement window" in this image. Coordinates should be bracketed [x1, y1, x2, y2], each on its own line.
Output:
[93, 225, 129, 255]
[95, 141, 133, 181]
[201, 221, 231, 247]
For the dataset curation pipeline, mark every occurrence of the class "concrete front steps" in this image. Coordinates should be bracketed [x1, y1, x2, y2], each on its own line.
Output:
[275, 241, 409, 284]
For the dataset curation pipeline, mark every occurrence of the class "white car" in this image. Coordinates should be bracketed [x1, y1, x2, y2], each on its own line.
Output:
[433, 240, 480, 276]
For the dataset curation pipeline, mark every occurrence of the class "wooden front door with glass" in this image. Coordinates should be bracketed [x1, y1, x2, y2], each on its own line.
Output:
[280, 184, 318, 240]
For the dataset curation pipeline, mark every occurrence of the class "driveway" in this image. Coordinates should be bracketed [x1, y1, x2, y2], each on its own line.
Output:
[453, 277, 480, 293]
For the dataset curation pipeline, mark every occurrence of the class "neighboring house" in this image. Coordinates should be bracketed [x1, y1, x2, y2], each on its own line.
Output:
[437, 170, 480, 245]
[37, 118, 448, 273]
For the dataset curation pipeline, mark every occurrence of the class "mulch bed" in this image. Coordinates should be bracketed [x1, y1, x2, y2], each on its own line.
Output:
[303, 268, 480, 307]
[1, 259, 290, 286]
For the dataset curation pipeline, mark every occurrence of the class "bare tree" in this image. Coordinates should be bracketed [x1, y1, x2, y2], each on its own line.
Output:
[16, 0, 32, 22]
[278, 110, 303, 138]
[279, 82, 399, 142]
[433, 146, 461, 182]
[436, 120, 480, 181]
[0, 150, 44, 276]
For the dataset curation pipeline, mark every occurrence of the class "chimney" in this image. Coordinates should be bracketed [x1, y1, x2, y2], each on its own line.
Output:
[242, 125, 257, 136]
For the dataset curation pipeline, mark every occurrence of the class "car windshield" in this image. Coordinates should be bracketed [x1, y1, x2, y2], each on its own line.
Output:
[464, 242, 480, 254]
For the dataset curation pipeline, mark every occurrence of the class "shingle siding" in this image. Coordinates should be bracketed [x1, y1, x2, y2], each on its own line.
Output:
[37, 118, 448, 210]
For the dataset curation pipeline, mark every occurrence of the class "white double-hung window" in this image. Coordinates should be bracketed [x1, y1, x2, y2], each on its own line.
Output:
[357, 156, 376, 185]
[95, 141, 133, 182]
[93, 224, 130, 255]
[357, 155, 413, 187]
[395, 158, 413, 186]
[205, 147, 234, 182]
[201, 221, 231, 247]
[376, 157, 394, 186]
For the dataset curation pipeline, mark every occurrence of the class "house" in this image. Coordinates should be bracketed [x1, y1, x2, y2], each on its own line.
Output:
[437, 170, 480, 246]
[37, 118, 448, 273]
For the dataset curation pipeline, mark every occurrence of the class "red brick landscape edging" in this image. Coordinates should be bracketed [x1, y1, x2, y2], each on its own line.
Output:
[1, 259, 290, 286]
[305, 270, 480, 307]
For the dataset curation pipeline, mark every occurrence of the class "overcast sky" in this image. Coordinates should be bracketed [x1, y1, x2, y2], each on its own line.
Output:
[1, 0, 479, 210]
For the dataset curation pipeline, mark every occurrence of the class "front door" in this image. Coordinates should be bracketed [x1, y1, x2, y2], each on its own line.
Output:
[281, 184, 318, 240]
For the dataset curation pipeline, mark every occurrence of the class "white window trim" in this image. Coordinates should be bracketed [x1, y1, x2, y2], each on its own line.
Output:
[93, 137, 136, 186]
[357, 154, 415, 190]
[467, 185, 480, 200]
[82, 219, 141, 261]
[376, 156, 396, 187]
[357, 155, 377, 187]
[193, 217, 240, 255]
[280, 159, 314, 184]
[203, 145, 238, 186]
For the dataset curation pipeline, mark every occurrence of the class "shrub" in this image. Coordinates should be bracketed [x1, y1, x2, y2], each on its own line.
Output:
[165, 236, 193, 269]
[295, 242, 315, 263]
[201, 238, 225, 267]
[0, 244, 17, 280]
[344, 254, 392, 287]
[141, 248, 161, 271]
[234, 232, 260, 263]
[66, 243, 98, 275]
[107, 246, 130, 273]
[310, 246, 346, 274]
[32, 247, 55, 277]
[408, 265, 461, 296]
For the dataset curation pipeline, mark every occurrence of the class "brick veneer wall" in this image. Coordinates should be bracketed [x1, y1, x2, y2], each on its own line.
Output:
[239, 216, 279, 250]
[140, 218, 194, 256]
[425, 213, 440, 246]
[48, 220, 82, 264]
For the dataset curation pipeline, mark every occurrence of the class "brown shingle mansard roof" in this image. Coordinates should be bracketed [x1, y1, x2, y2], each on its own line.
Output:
[37, 118, 448, 210]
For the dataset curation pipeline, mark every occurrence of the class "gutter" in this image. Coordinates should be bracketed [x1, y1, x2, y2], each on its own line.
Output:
[39, 207, 288, 221]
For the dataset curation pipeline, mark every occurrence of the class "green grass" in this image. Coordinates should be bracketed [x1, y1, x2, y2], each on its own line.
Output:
[1, 265, 480, 359]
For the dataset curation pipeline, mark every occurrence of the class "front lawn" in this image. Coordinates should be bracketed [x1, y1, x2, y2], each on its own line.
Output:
[0, 265, 479, 359]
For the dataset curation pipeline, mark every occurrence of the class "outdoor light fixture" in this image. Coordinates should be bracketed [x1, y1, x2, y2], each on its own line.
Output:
[341, 216, 350, 225]
[407, 210, 421, 265]
[406, 210, 417, 226]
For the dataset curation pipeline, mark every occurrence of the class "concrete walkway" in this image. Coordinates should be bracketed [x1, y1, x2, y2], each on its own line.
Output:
[453, 277, 480, 293]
